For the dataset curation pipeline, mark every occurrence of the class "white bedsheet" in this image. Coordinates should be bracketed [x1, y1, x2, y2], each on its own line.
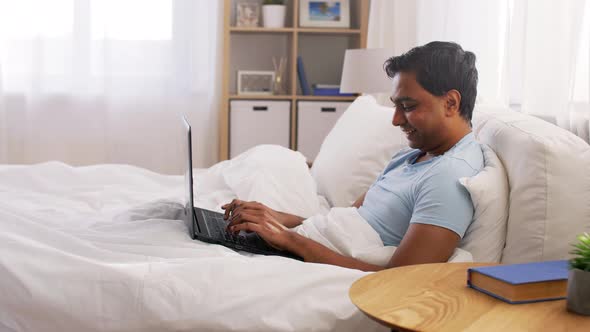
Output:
[0, 151, 386, 332]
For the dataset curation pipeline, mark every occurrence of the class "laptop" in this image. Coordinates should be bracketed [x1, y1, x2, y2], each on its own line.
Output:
[181, 116, 302, 260]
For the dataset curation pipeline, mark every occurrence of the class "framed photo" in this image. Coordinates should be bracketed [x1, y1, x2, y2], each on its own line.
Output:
[237, 70, 275, 95]
[236, 2, 260, 27]
[299, 0, 350, 28]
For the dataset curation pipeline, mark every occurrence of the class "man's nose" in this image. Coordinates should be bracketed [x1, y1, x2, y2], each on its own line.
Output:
[392, 107, 405, 127]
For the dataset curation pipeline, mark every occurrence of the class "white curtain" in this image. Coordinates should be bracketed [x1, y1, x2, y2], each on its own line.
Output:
[0, 0, 223, 174]
[368, 0, 589, 141]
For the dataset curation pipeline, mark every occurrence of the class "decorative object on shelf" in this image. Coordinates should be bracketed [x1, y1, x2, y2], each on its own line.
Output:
[237, 70, 275, 95]
[340, 48, 393, 94]
[236, 1, 260, 27]
[299, 0, 350, 28]
[296, 56, 311, 95]
[262, 0, 286, 28]
[567, 232, 590, 316]
[272, 56, 287, 95]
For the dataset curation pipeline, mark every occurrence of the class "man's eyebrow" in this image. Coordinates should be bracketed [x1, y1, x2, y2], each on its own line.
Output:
[390, 96, 417, 104]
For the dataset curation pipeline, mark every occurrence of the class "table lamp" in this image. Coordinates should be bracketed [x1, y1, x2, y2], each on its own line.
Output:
[339, 48, 393, 95]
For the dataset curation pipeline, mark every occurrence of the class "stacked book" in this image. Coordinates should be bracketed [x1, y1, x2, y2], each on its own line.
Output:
[312, 84, 354, 97]
[467, 260, 569, 304]
[296, 56, 354, 97]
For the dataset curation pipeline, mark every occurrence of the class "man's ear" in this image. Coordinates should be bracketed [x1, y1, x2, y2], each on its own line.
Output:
[445, 89, 461, 117]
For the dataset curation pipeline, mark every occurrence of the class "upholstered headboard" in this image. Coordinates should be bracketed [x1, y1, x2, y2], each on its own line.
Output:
[472, 105, 590, 263]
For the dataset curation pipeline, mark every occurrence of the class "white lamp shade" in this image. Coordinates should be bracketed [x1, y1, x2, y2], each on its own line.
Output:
[340, 48, 393, 94]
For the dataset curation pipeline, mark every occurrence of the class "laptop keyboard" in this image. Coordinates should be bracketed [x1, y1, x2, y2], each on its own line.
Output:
[202, 209, 246, 244]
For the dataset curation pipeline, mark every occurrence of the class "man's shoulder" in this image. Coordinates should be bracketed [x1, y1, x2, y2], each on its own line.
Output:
[427, 146, 484, 180]
[387, 147, 421, 167]
[443, 139, 484, 174]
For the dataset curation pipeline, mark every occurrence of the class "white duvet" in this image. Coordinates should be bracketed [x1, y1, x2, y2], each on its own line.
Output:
[0, 146, 389, 332]
[0, 146, 471, 332]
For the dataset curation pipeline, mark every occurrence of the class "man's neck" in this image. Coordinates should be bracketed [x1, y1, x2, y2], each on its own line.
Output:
[425, 127, 472, 157]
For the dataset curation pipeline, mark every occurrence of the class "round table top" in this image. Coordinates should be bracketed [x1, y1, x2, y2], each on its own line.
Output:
[349, 262, 590, 332]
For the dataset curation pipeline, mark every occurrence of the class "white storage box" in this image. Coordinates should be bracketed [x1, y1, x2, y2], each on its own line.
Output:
[230, 100, 291, 158]
[297, 101, 351, 161]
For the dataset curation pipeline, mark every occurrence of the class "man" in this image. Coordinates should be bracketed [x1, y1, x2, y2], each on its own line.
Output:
[222, 41, 483, 271]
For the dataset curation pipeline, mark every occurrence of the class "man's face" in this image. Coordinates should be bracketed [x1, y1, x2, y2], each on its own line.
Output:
[390, 71, 447, 152]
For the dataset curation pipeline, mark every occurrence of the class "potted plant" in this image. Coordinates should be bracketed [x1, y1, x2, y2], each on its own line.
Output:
[262, 0, 286, 28]
[567, 232, 590, 315]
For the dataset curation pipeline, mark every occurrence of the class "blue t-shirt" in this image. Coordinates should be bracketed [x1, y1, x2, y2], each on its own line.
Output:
[357, 133, 483, 246]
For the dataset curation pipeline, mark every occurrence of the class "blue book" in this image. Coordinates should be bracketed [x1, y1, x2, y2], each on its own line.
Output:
[467, 260, 569, 304]
[297, 56, 311, 96]
[312, 87, 355, 96]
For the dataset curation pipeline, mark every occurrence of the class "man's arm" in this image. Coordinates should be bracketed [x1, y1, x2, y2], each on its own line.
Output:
[287, 223, 459, 271]
[284, 232, 384, 271]
[351, 191, 367, 208]
[226, 204, 461, 271]
[387, 223, 460, 266]
[275, 211, 305, 228]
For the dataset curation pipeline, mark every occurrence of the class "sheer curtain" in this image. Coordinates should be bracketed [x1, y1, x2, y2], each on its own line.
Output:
[0, 0, 223, 174]
[368, 0, 589, 141]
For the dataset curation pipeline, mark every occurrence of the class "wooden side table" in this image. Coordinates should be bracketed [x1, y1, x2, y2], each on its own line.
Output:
[349, 262, 590, 331]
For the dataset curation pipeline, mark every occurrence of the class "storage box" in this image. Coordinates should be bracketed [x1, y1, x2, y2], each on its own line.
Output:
[229, 100, 291, 158]
[297, 101, 350, 161]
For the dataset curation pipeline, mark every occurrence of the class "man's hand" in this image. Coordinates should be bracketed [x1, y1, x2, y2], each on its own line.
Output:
[222, 199, 293, 250]
[221, 199, 304, 228]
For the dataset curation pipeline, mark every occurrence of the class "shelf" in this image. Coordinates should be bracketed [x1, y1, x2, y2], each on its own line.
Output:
[229, 95, 358, 101]
[230, 95, 293, 100]
[229, 27, 361, 35]
[221, 0, 370, 161]
[296, 95, 357, 101]
[230, 27, 294, 33]
[297, 28, 362, 35]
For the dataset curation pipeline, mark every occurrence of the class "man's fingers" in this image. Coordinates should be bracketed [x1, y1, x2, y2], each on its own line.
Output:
[222, 199, 244, 220]
[231, 222, 263, 235]
[226, 210, 262, 229]
[230, 222, 283, 250]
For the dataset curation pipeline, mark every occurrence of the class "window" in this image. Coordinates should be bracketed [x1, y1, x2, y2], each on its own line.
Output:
[91, 0, 172, 41]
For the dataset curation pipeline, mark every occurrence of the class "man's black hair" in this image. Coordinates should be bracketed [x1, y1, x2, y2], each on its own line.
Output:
[384, 41, 478, 122]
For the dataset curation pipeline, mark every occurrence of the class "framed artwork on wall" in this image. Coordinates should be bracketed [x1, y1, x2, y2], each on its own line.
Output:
[299, 0, 350, 28]
[236, 1, 260, 27]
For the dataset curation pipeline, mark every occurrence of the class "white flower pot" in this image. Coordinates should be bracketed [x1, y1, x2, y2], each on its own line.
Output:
[567, 269, 590, 316]
[262, 5, 286, 28]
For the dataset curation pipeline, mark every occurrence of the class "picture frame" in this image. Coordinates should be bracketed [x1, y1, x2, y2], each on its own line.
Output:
[237, 70, 275, 95]
[236, 1, 260, 27]
[299, 0, 350, 28]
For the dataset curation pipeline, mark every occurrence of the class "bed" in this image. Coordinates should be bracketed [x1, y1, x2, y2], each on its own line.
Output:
[2, 96, 588, 332]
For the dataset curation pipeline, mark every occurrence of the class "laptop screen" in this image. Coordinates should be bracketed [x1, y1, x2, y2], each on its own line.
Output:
[182, 115, 197, 237]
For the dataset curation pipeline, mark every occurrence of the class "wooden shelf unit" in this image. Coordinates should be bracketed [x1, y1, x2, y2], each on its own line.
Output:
[219, 0, 370, 161]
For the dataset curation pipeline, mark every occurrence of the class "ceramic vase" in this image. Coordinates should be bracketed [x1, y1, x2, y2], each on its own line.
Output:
[262, 5, 286, 28]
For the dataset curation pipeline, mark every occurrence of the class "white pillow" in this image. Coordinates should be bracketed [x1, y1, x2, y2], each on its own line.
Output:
[472, 105, 590, 263]
[311, 96, 407, 207]
[459, 144, 509, 263]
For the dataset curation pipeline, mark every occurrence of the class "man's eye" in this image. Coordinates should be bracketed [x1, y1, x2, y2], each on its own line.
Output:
[401, 104, 416, 111]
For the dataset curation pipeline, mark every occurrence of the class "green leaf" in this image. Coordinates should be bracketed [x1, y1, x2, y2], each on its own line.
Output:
[570, 232, 590, 271]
